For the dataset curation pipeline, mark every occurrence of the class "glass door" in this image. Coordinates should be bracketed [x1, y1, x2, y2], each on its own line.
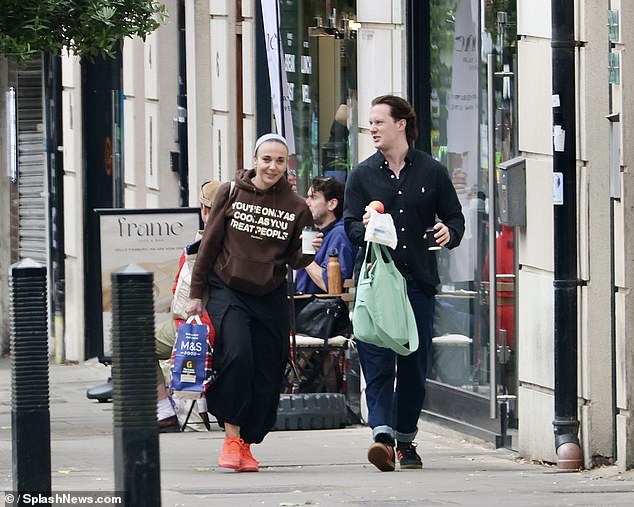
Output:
[279, 0, 358, 196]
[424, 0, 518, 443]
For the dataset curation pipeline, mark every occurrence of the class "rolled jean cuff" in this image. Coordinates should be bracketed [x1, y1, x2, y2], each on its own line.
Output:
[372, 425, 394, 441]
[395, 428, 418, 443]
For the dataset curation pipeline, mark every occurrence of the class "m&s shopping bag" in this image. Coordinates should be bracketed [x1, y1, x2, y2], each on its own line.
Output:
[171, 315, 210, 399]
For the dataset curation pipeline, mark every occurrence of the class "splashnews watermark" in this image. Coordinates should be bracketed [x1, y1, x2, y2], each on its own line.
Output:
[4, 491, 125, 505]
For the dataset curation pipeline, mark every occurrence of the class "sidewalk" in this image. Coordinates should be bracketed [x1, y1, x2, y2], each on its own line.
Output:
[0, 358, 632, 506]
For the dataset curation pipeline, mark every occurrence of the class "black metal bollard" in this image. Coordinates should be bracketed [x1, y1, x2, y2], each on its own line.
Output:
[10, 259, 52, 498]
[111, 265, 161, 507]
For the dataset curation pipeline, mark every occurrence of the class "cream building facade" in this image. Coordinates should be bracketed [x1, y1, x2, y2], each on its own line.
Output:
[18, 0, 632, 469]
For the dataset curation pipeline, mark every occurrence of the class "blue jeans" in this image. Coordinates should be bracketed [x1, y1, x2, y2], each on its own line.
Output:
[357, 281, 434, 443]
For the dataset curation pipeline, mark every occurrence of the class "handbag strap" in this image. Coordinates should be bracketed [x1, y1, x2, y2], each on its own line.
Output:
[186, 315, 202, 325]
[364, 241, 419, 356]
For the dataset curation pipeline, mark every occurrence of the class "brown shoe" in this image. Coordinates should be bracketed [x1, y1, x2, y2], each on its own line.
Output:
[158, 415, 181, 433]
[367, 442, 395, 472]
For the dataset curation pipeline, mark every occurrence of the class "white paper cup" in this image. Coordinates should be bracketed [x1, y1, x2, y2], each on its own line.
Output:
[302, 226, 318, 254]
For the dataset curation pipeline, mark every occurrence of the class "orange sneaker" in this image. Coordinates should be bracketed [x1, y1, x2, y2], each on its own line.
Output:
[218, 436, 243, 469]
[238, 442, 259, 472]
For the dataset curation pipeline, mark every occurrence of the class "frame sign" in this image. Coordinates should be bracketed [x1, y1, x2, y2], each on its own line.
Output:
[96, 208, 200, 356]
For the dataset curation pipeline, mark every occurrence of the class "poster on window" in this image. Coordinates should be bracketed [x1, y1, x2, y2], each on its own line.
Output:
[447, 0, 479, 282]
[261, 0, 296, 154]
[96, 208, 200, 356]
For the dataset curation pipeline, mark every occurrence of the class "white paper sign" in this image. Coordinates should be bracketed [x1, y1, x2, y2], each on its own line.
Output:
[553, 125, 566, 152]
[553, 172, 564, 205]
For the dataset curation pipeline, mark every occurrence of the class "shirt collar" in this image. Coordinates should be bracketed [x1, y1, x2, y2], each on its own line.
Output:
[318, 217, 341, 235]
[374, 147, 417, 171]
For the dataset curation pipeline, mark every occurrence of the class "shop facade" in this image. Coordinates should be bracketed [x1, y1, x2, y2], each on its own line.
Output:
[40, 0, 634, 468]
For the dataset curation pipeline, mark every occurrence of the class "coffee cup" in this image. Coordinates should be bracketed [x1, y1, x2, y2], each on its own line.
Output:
[425, 226, 441, 251]
[302, 226, 318, 254]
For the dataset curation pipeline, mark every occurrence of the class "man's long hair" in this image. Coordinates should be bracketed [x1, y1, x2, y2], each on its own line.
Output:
[371, 95, 418, 146]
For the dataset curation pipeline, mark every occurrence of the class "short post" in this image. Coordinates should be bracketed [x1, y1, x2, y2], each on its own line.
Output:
[10, 259, 51, 497]
[496, 394, 516, 449]
[111, 265, 161, 506]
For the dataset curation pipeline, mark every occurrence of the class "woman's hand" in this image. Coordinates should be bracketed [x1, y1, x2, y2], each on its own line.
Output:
[185, 298, 203, 317]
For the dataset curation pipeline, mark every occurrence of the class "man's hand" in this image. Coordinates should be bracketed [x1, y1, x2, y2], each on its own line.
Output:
[312, 231, 324, 252]
[185, 298, 203, 317]
[362, 210, 371, 227]
[430, 222, 451, 247]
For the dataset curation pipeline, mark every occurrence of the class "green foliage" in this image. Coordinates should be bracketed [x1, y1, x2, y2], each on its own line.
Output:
[0, 0, 167, 61]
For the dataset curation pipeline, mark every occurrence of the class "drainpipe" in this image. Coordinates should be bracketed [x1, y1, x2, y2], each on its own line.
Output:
[551, 0, 583, 470]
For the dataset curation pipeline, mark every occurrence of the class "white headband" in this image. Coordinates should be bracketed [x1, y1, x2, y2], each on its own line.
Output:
[254, 133, 289, 154]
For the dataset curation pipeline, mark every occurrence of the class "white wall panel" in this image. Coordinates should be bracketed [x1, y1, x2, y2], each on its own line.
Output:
[124, 187, 137, 209]
[518, 386, 557, 463]
[209, 0, 228, 16]
[145, 102, 159, 189]
[242, 20, 255, 116]
[146, 192, 160, 209]
[62, 175, 78, 258]
[122, 39, 135, 96]
[61, 90, 76, 174]
[212, 113, 229, 181]
[242, 0, 253, 18]
[144, 31, 158, 100]
[357, 131, 375, 162]
[210, 18, 229, 111]
[357, 0, 392, 23]
[123, 99, 136, 186]
[357, 28, 393, 130]
[517, 268, 554, 388]
[61, 50, 79, 88]
[614, 199, 625, 288]
[517, 40, 552, 156]
[63, 256, 84, 360]
[243, 116, 254, 169]
[517, 0, 551, 38]
[520, 158, 553, 271]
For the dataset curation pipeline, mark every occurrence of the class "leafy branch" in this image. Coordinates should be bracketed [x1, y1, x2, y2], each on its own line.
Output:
[0, 0, 167, 61]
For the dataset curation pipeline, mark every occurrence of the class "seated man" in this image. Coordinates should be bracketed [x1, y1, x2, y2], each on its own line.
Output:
[155, 180, 220, 432]
[296, 176, 355, 294]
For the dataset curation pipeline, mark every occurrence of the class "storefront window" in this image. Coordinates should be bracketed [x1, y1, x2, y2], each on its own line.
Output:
[428, 0, 517, 410]
[280, 0, 357, 195]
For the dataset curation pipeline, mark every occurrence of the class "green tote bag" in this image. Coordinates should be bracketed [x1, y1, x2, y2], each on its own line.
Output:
[352, 241, 419, 355]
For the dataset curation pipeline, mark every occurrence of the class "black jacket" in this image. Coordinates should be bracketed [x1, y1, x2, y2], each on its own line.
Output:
[343, 148, 465, 295]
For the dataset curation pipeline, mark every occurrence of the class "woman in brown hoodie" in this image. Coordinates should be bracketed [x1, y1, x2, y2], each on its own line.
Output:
[186, 133, 314, 472]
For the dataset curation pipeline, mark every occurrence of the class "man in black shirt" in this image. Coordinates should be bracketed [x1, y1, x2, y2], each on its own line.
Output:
[344, 95, 465, 471]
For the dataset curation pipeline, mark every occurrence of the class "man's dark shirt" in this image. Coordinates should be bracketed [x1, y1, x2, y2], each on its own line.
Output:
[343, 147, 465, 296]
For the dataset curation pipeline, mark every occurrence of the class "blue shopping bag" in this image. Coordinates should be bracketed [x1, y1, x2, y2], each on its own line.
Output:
[171, 316, 209, 398]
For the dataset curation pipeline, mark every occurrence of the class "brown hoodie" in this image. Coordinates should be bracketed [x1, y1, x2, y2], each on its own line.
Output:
[189, 169, 314, 297]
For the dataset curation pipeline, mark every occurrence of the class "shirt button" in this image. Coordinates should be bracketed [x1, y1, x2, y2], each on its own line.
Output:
[402, 245, 407, 249]
[391, 175, 395, 179]
[398, 191, 402, 195]
[399, 209, 404, 213]
[401, 227, 405, 232]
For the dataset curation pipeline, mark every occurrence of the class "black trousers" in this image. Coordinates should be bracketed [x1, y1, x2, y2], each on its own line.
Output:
[204, 273, 289, 444]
